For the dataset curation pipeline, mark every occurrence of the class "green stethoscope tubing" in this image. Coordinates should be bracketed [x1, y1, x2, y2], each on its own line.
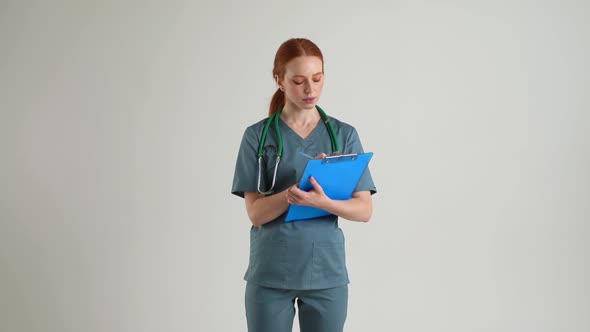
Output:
[257, 105, 340, 195]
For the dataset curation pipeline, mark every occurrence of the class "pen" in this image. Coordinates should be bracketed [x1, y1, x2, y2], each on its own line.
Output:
[299, 151, 314, 159]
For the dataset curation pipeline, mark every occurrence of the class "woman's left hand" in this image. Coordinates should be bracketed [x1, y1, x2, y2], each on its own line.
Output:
[286, 176, 329, 208]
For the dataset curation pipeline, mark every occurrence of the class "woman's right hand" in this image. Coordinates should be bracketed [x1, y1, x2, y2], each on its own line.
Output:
[313, 153, 327, 159]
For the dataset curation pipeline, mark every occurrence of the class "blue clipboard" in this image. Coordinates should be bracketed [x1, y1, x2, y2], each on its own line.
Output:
[284, 152, 373, 222]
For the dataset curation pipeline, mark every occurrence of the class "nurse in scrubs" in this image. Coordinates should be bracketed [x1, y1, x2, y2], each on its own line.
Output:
[232, 38, 377, 332]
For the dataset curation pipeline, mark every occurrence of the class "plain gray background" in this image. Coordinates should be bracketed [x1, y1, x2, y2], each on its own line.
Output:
[1, 0, 589, 331]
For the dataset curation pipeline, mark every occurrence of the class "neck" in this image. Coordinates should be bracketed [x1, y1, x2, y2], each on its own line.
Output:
[281, 104, 319, 126]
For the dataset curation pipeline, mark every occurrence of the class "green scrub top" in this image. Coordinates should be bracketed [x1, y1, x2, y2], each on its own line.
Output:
[232, 113, 376, 290]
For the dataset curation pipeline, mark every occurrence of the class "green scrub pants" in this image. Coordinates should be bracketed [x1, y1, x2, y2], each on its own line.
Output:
[245, 283, 348, 332]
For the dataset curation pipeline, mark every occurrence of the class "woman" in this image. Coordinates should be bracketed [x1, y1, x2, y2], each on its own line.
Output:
[231, 38, 377, 332]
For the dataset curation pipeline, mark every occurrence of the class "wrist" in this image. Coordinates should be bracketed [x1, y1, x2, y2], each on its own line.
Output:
[316, 195, 332, 211]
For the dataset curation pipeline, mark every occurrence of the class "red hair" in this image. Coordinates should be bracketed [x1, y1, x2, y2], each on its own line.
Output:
[269, 38, 324, 116]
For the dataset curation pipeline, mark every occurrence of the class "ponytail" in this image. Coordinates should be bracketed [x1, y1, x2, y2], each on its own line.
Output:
[269, 88, 285, 116]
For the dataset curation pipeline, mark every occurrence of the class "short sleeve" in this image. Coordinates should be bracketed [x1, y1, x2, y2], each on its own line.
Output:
[231, 127, 260, 198]
[344, 127, 377, 195]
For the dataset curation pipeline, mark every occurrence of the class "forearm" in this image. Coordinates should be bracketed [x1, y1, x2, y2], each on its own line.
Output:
[244, 191, 289, 226]
[319, 192, 373, 222]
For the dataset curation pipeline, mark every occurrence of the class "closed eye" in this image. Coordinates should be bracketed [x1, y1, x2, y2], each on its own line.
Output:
[293, 79, 322, 85]
[291, 73, 323, 85]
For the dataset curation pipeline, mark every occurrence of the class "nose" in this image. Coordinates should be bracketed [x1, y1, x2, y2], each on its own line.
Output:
[304, 81, 312, 94]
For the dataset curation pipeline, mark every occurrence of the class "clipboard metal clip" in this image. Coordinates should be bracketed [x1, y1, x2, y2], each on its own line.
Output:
[322, 153, 358, 164]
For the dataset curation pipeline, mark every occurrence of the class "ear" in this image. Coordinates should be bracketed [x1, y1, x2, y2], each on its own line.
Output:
[275, 75, 284, 91]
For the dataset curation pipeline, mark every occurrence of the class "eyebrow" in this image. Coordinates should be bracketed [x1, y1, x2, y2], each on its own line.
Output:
[292, 72, 323, 78]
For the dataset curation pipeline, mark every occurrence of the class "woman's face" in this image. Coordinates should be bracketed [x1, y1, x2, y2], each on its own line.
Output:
[278, 56, 324, 111]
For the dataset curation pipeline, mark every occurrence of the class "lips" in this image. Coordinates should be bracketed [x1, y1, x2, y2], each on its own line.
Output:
[303, 97, 315, 104]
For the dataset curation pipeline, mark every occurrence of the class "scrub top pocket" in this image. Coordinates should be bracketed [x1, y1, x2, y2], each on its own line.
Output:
[248, 240, 288, 288]
[312, 242, 348, 288]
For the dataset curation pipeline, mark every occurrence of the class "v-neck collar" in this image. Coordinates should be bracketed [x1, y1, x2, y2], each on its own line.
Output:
[279, 117, 323, 142]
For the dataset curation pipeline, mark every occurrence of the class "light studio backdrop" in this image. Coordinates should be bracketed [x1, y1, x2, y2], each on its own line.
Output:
[1, 1, 588, 331]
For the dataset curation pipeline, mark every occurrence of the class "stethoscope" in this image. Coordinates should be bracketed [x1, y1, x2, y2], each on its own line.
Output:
[257, 105, 340, 195]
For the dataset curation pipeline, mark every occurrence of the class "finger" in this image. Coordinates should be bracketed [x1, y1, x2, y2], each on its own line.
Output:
[290, 185, 305, 195]
[290, 183, 301, 193]
[313, 153, 327, 159]
[288, 187, 300, 201]
[309, 176, 324, 194]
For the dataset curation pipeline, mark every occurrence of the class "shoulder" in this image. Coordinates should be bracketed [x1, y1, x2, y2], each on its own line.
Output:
[328, 116, 358, 136]
[242, 117, 270, 139]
